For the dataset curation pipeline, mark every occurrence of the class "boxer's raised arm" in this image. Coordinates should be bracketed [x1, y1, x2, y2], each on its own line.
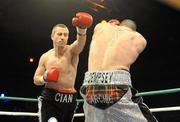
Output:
[70, 12, 93, 55]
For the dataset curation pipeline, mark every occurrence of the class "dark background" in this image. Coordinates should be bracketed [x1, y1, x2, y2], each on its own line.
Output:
[0, 0, 180, 121]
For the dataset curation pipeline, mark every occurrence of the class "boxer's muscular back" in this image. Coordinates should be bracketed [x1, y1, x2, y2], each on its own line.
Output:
[88, 23, 147, 71]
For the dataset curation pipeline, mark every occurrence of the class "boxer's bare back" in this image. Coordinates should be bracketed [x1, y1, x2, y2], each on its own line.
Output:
[89, 22, 147, 71]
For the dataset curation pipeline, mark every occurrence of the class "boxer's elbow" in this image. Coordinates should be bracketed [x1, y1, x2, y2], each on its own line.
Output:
[33, 76, 41, 86]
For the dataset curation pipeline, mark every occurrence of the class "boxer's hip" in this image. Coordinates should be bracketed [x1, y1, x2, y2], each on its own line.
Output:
[80, 69, 132, 109]
[41, 88, 77, 104]
[82, 69, 132, 86]
[80, 84, 130, 109]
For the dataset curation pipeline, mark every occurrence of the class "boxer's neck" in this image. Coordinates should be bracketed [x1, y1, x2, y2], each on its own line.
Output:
[54, 46, 67, 57]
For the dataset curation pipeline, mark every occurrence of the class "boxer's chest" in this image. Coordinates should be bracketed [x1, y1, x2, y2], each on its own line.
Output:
[45, 54, 71, 71]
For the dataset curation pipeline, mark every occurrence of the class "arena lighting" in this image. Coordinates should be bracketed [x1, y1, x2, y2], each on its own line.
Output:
[28, 57, 34, 63]
[0, 94, 5, 97]
[85, 0, 109, 10]
[29, 58, 34, 62]
[157, 0, 180, 10]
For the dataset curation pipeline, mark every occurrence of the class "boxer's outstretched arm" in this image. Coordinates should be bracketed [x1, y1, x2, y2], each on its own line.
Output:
[70, 12, 93, 55]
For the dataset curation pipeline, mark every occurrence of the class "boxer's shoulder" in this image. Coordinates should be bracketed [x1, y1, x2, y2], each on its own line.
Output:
[95, 22, 108, 30]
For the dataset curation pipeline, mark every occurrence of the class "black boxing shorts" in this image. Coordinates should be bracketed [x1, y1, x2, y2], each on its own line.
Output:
[41, 88, 77, 103]
[38, 88, 77, 122]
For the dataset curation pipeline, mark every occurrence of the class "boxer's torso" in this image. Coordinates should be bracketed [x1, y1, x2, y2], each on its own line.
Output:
[44, 48, 78, 91]
[89, 23, 146, 71]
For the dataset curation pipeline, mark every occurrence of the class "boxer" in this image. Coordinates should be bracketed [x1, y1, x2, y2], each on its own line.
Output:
[34, 12, 93, 122]
[80, 19, 158, 122]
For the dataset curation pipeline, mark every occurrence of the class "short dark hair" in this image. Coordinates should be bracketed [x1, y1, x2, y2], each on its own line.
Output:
[51, 24, 68, 35]
[53, 24, 67, 29]
[120, 19, 137, 31]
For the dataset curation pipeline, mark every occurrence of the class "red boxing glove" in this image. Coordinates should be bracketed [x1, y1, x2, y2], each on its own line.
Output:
[72, 12, 93, 29]
[43, 67, 59, 82]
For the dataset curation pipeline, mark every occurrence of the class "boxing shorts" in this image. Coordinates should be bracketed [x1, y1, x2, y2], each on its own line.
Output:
[40, 88, 77, 103]
[80, 70, 158, 122]
[38, 88, 77, 122]
[80, 70, 132, 109]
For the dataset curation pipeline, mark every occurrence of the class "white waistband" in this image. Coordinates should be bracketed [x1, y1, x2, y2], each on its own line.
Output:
[83, 70, 132, 86]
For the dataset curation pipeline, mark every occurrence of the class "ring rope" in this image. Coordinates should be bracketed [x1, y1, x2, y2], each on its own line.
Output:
[0, 111, 38, 116]
[0, 88, 180, 118]
[0, 88, 180, 102]
[0, 96, 83, 102]
[0, 106, 180, 117]
[0, 111, 84, 117]
[136, 88, 180, 96]
[0, 96, 37, 102]
[150, 106, 180, 112]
